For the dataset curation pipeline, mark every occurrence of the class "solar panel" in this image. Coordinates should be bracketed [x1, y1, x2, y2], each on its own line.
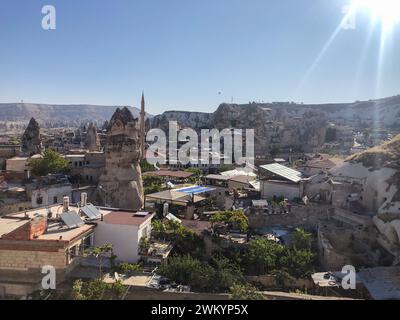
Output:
[60, 211, 84, 229]
[81, 204, 100, 220]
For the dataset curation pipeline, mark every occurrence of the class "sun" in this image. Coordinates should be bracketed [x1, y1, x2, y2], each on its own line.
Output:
[353, 0, 400, 28]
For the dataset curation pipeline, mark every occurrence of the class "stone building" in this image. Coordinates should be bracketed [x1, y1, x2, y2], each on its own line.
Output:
[97, 107, 144, 210]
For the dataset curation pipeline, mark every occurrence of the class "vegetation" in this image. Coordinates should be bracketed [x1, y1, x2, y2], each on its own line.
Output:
[244, 238, 285, 275]
[140, 159, 156, 172]
[10, 137, 20, 145]
[243, 235, 315, 278]
[210, 210, 249, 233]
[139, 237, 151, 255]
[230, 284, 265, 300]
[291, 228, 312, 250]
[152, 220, 205, 257]
[157, 255, 245, 292]
[143, 175, 164, 195]
[71, 279, 109, 300]
[117, 262, 142, 274]
[29, 149, 70, 176]
[71, 279, 126, 300]
[151, 219, 167, 239]
[216, 164, 236, 173]
[84, 244, 115, 277]
[185, 167, 202, 183]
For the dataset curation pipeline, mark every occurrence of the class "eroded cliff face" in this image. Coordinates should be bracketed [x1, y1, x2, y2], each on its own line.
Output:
[97, 107, 144, 210]
[21, 117, 42, 155]
[149, 103, 327, 154]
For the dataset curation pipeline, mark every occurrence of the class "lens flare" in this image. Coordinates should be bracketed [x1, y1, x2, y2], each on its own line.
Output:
[353, 0, 400, 32]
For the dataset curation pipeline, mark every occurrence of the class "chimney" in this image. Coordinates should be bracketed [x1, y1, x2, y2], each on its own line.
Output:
[63, 196, 70, 212]
[80, 192, 88, 207]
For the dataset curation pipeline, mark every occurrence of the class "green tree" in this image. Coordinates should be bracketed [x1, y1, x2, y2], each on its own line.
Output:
[291, 228, 312, 250]
[280, 248, 315, 278]
[117, 262, 142, 274]
[230, 284, 265, 300]
[140, 159, 155, 172]
[151, 219, 167, 239]
[211, 257, 245, 291]
[185, 168, 202, 183]
[85, 243, 114, 277]
[143, 175, 164, 195]
[157, 255, 214, 291]
[71, 279, 110, 300]
[210, 210, 249, 233]
[28, 149, 70, 176]
[245, 238, 285, 275]
[139, 237, 151, 255]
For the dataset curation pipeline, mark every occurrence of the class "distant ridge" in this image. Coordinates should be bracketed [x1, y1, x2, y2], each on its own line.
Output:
[0, 103, 152, 125]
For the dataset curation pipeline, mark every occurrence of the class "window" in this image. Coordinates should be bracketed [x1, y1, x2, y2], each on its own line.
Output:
[53, 196, 58, 204]
[36, 196, 43, 205]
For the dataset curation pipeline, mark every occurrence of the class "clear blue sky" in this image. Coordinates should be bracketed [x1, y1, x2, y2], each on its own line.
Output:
[0, 0, 399, 114]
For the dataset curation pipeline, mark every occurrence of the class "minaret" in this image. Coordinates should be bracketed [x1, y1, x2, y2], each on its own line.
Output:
[140, 92, 146, 159]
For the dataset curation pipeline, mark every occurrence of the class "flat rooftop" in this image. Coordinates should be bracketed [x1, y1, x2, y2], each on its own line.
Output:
[102, 211, 154, 227]
[0, 204, 112, 242]
[0, 217, 29, 238]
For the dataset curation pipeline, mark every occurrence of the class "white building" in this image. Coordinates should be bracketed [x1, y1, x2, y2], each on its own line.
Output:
[30, 183, 73, 208]
[94, 211, 154, 263]
[259, 163, 304, 200]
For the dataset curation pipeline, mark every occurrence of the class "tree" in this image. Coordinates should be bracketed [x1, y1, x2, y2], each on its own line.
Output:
[140, 159, 155, 173]
[71, 279, 110, 300]
[210, 257, 245, 291]
[210, 210, 249, 233]
[291, 228, 312, 251]
[143, 175, 163, 195]
[139, 237, 150, 255]
[152, 219, 205, 257]
[28, 149, 70, 176]
[230, 284, 265, 300]
[185, 168, 202, 183]
[151, 219, 167, 239]
[157, 255, 214, 291]
[245, 238, 285, 275]
[117, 262, 142, 274]
[85, 243, 114, 277]
[280, 247, 315, 278]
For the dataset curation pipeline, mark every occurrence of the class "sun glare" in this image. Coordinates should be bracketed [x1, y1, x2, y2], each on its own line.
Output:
[353, 0, 400, 30]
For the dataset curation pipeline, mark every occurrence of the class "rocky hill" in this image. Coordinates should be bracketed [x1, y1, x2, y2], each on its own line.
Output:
[0, 103, 151, 127]
[148, 95, 400, 155]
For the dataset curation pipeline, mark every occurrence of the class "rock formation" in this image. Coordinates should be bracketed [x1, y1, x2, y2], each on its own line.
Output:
[85, 122, 100, 152]
[21, 117, 42, 155]
[97, 107, 144, 210]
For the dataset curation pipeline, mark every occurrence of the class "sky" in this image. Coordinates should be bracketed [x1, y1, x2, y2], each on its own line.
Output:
[0, 0, 399, 114]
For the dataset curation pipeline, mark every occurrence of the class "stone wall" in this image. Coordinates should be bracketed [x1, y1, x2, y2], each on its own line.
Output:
[247, 203, 330, 230]
[0, 249, 66, 271]
[247, 275, 313, 290]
